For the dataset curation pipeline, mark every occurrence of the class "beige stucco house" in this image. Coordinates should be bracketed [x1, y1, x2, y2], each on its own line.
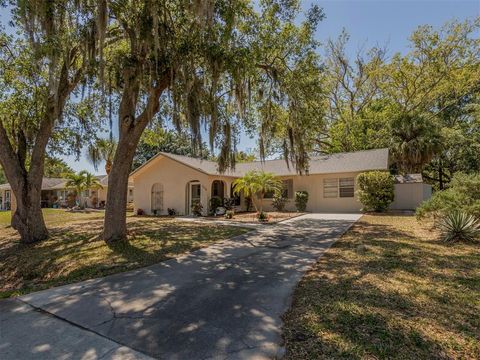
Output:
[0, 175, 134, 211]
[129, 148, 431, 216]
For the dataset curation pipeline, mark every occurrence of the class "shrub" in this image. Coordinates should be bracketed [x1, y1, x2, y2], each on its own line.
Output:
[272, 194, 287, 212]
[438, 211, 480, 242]
[136, 208, 145, 216]
[224, 210, 234, 219]
[209, 196, 223, 215]
[167, 208, 177, 216]
[191, 201, 203, 216]
[357, 171, 394, 212]
[416, 172, 480, 219]
[294, 191, 309, 212]
[257, 211, 269, 222]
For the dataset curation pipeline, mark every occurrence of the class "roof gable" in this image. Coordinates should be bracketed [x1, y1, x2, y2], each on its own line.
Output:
[130, 148, 389, 178]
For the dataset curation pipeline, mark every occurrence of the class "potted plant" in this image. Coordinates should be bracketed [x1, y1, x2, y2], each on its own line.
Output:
[191, 200, 203, 216]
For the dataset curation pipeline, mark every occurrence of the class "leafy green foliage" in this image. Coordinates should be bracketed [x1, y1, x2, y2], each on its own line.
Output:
[314, 18, 480, 189]
[0, 167, 5, 184]
[416, 173, 480, 219]
[191, 200, 203, 217]
[65, 171, 102, 208]
[87, 139, 117, 175]
[438, 211, 480, 242]
[257, 211, 269, 222]
[390, 114, 441, 173]
[294, 191, 309, 212]
[272, 194, 287, 212]
[357, 172, 394, 212]
[133, 126, 211, 170]
[209, 197, 223, 215]
[44, 157, 74, 178]
[233, 171, 283, 213]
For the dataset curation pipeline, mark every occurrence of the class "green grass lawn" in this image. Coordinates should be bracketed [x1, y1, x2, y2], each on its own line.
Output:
[0, 208, 105, 227]
[283, 215, 480, 359]
[0, 210, 249, 298]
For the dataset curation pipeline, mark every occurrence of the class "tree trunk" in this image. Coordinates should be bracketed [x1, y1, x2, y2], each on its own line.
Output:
[103, 139, 137, 242]
[438, 159, 444, 190]
[0, 117, 51, 244]
[102, 72, 170, 243]
[11, 177, 48, 243]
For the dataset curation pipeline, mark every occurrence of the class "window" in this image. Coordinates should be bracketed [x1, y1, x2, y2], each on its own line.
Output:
[323, 177, 355, 198]
[58, 190, 68, 201]
[282, 179, 293, 198]
[265, 179, 293, 199]
[211, 180, 224, 198]
[323, 178, 338, 198]
[339, 177, 355, 198]
[230, 184, 241, 206]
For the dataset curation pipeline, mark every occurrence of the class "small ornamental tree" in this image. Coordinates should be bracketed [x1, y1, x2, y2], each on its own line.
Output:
[233, 171, 282, 215]
[357, 171, 395, 212]
[294, 191, 309, 212]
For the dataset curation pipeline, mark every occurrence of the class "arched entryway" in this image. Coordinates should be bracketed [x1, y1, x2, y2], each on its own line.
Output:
[151, 183, 164, 215]
[211, 180, 225, 199]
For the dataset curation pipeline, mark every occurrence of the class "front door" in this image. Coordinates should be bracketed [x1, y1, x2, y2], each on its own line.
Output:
[190, 183, 201, 214]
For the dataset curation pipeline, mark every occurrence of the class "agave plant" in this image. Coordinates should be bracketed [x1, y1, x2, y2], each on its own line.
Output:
[438, 211, 480, 243]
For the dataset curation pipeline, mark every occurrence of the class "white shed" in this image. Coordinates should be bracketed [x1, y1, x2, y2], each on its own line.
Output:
[390, 174, 432, 210]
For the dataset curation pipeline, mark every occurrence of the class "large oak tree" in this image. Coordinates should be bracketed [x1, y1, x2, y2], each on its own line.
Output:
[99, 0, 324, 242]
[0, 2, 99, 243]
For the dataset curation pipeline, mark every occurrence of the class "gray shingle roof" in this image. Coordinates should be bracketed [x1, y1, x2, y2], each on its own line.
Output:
[0, 175, 113, 190]
[131, 148, 389, 178]
[0, 177, 67, 190]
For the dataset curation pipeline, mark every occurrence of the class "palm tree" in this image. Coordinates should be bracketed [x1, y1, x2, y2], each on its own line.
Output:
[233, 171, 283, 214]
[66, 173, 86, 207]
[80, 171, 103, 208]
[66, 171, 103, 208]
[87, 139, 117, 175]
[390, 113, 441, 173]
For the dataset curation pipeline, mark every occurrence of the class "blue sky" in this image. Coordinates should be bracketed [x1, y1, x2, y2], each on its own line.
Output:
[1, 1, 479, 174]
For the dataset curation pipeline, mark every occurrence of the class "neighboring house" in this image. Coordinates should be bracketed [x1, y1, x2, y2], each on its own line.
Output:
[0, 175, 134, 211]
[129, 148, 432, 216]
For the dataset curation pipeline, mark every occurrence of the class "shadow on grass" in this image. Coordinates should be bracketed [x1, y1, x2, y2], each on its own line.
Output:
[283, 218, 480, 359]
[0, 217, 247, 298]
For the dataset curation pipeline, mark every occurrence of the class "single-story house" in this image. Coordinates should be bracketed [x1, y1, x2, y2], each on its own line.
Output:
[129, 148, 432, 216]
[0, 175, 134, 211]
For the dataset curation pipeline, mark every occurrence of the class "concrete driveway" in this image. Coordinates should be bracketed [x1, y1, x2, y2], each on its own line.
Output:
[0, 213, 360, 360]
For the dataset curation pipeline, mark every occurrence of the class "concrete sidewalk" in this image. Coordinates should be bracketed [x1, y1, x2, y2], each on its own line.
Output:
[0, 214, 360, 360]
